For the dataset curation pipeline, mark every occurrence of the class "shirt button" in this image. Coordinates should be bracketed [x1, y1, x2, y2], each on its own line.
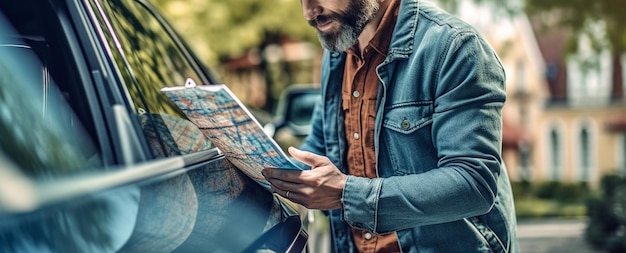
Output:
[364, 232, 372, 240]
[353, 90, 360, 98]
[353, 133, 360, 140]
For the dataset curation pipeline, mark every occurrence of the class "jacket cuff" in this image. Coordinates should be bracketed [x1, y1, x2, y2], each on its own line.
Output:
[342, 175, 383, 232]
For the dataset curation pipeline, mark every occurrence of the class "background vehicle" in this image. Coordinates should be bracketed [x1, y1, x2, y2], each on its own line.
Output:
[264, 84, 320, 153]
[0, 0, 307, 252]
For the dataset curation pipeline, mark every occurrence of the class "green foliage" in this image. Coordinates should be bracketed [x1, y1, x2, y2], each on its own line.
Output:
[151, 0, 318, 66]
[526, 0, 626, 54]
[585, 175, 626, 252]
[534, 181, 590, 202]
[514, 197, 586, 218]
[512, 181, 591, 202]
[437, 0, 523, 16]
[510, 181, 590, 219]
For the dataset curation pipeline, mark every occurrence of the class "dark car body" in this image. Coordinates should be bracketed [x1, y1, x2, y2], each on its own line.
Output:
[0, 0, 307, 252]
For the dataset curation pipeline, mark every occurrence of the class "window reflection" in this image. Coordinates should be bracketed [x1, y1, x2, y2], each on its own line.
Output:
[93, 0, 213, 158]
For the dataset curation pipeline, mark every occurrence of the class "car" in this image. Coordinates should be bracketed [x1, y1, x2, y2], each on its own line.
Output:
[264, 84, 321, 152]
[0, 0, 307, 252]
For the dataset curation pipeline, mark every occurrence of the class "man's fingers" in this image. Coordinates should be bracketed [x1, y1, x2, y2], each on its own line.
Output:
[262, 167, 302, 184]
[288, 147, 327, 167]
[267, 177, 301, 189]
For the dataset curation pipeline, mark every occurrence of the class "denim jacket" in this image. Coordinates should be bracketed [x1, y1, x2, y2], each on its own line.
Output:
[299, 0, 519, 252]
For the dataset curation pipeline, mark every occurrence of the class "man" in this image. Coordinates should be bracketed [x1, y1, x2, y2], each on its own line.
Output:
[262, 0, 519, 252]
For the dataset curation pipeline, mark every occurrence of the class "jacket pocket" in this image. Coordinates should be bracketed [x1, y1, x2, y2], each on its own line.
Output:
[466, 216, 507, 253]
[380, 101, 435, 175]
[382, 101, 433, 134]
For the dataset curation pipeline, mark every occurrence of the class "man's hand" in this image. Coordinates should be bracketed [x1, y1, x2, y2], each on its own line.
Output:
[262, 147, 347, 210]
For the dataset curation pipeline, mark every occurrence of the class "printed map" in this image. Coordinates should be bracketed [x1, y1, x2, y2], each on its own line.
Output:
[162, 84, 301, 191]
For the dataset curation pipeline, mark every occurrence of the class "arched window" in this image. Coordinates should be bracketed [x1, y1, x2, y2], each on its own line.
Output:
[617, 134, 626, 177]
[518, 142, 531, 180]
[579, 128, 591, 181]
[550, 128, 562, 180]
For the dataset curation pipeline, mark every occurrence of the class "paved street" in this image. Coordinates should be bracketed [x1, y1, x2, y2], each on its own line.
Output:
[518, 218, 603, 253]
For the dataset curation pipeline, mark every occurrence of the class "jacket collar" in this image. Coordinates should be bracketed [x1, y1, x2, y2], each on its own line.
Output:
[388, 0, 419, 56]
[327, 0, 419, 60]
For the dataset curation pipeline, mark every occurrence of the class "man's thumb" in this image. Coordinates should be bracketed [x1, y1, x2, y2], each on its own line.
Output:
[288, 146, 319, 167]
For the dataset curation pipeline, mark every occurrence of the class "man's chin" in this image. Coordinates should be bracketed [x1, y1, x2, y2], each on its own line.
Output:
[318, 31, 357, 52]
[319, 40, 350, 52]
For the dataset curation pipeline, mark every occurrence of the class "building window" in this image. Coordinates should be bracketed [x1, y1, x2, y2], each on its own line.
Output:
[579, 127, 592, 181]
[550, 128, 562, 180]
[617, 134, 626, 177]
[518, 141, 531, 181]
[567, 29, 612, 105]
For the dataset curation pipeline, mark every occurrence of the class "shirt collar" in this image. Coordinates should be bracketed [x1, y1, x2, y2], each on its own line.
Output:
[347, 0, 400, 57]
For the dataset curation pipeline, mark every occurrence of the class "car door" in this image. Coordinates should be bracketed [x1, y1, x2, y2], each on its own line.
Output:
[0, 0, 307, 252]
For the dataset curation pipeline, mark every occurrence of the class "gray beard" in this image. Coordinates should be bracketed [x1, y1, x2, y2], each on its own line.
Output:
[314, 0, 379, 52]
[317, 24, 360, 52]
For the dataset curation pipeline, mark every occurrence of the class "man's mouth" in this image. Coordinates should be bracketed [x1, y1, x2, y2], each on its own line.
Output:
[309, 16, 335, 32]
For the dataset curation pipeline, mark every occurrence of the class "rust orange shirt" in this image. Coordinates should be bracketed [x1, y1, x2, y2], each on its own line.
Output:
[342, 0, 400, 252]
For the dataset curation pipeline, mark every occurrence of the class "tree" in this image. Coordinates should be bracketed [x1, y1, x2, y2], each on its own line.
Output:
[152, 0, 317, 66]
[152, 0, 319, 112]
[524, 0, 626, 55]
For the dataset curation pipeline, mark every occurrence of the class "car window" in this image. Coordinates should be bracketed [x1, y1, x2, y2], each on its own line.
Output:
[0, 5, 140, 253]
[89, 0, 213, 158]
[0, 1, 102, 176]
[287, 92, 319, 126]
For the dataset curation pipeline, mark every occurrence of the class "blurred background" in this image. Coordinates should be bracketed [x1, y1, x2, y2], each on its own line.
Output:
[151, 0, 626, 252]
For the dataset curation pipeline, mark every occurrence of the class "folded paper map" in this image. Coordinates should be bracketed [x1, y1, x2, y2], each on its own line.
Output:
[161, 84, 302, 191]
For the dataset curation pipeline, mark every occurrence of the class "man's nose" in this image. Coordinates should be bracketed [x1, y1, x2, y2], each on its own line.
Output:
[301, 0, 322, 21]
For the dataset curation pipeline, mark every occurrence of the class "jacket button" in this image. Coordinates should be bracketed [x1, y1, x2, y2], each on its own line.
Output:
[353, 133, 360, 140]
[353, 90, 360, 98]
[364, 232, 372, 240]
[401, 120, 410, 129]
